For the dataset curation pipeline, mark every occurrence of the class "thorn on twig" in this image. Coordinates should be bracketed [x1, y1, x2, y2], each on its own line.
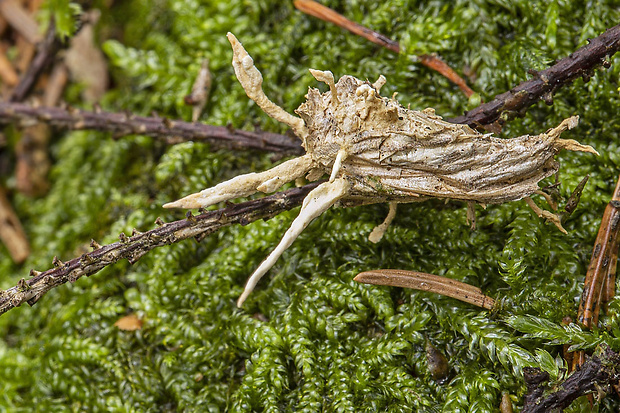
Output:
[29, 269, 41, 277]
[119, 232, 129, 243]
[582, 72, 592, 83]
[16, 278, 30, 292]
[155, 217, 165, 226]
[79, 254, 95, 269]
[52, 256, 63, 267]
[148, 233, 162, 243]
[90, 239, 101, 250]
[162, 117, 175, 129]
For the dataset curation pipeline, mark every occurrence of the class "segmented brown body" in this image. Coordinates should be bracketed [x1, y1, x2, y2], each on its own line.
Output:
[296, 75, 590, 207]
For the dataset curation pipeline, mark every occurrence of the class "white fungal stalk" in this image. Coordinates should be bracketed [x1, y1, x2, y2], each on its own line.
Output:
[237, 178, 350, 307]
[163, 155, 313, 209]
[165, 33, 599, 306]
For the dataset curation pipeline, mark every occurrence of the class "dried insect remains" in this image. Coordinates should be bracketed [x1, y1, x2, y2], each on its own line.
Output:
[164, 33, 598, 307]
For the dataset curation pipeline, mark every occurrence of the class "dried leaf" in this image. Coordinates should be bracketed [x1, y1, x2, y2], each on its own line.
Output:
[114, 313, 143, 331]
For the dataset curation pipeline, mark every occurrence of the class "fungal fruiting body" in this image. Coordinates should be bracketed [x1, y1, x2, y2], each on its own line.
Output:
[164, 33, 598, 307]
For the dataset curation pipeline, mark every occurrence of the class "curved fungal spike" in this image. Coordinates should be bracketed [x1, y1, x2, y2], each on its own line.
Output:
[524, 196, 567, 234]
[372, 75, 387, 92]
[227, 33, 308, 139]
[163, 154, 313, 209]
[329, 148, 347, 182]
[237, 177, 350, 307]
[368, 201, 397, 243]
[309, 69, 339, 104]
[545, 116, 599, 155]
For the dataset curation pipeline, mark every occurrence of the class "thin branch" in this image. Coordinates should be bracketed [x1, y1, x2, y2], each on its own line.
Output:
[0, 101, 304, 154]
[522, 346, 620, 413]
[293, 0, 475, 98]
[354, 269, 496, 309]
[9, 20, 61, 102]
[449, 24, 620, 128]
[0, 182, 318, 315]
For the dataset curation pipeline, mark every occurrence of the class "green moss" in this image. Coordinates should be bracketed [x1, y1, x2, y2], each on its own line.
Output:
[1, 0, 620, 410]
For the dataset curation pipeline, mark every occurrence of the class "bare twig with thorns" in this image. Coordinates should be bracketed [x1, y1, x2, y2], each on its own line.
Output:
[449, 24, 620, 128]
[0, 101, 303, 154]
[0, 183, 317, 315]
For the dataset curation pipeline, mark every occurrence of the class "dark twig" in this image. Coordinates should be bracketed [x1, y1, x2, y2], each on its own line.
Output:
[0, 182, 317, 315]
[571, 175, 620, 371]
[449, 24, 620, 128]
[522, 346, 620, 413]
[0, 101, 304, 154]
[15, 64, 68, 196]
[293, 0, 475, 98]
[9, 20, 62, 102]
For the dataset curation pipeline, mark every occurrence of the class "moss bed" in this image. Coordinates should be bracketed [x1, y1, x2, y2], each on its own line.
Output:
[1, 0, 620, 411]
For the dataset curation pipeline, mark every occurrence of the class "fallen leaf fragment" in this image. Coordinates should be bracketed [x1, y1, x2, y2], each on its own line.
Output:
[114, 313, 143, 331]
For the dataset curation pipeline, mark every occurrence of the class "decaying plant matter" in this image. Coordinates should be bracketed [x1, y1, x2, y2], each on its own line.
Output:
[165, 33, 598, 307]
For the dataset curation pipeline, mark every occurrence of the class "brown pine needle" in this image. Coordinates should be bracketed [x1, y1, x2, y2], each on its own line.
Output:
[293, 0, 475, 98]
[354, 269, 495, 309]
[571, 174, 620, 371]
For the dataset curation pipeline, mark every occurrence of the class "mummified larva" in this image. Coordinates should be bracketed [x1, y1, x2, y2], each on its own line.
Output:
[164, 33, 598, 306]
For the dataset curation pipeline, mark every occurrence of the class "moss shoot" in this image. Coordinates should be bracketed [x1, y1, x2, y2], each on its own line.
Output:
[1, 0, 620, 411]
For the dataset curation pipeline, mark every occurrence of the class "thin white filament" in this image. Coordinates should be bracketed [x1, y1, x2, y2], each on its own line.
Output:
[237, 178, 350, 307]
